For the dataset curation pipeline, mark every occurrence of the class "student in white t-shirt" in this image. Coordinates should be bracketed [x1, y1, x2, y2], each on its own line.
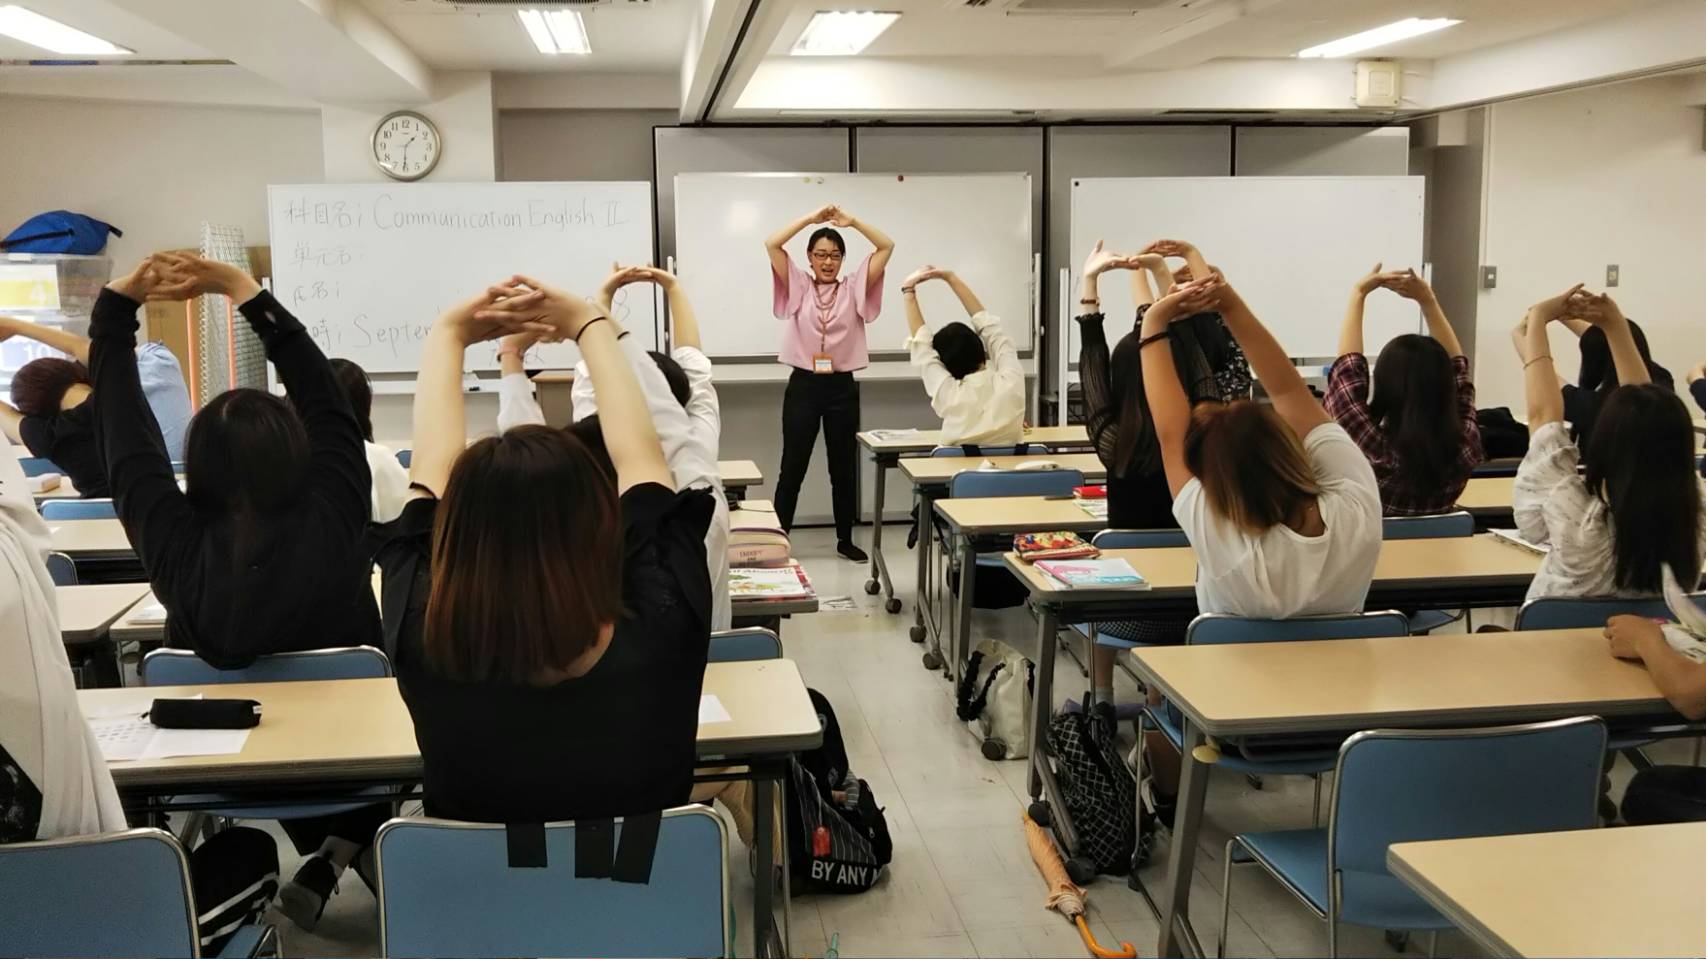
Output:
[329, 358, 410, 523]
[899, 265, 1025, 448]
[1139, 261, 1382, 619]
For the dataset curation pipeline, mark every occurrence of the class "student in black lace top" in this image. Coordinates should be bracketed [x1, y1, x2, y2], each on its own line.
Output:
[88, 254, 383, 932]
[370, 271, 725, 830]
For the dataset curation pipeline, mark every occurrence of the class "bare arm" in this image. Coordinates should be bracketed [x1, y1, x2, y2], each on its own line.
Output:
[1339, 264, 1386, 358]
[1610, 617, 1706, 720]
[1138, 286, 1206, 496]
[904, 288, 926, 336]
[0, 315, 91, 364]
[1387, 269, 1464, 358]
[1219, 283, 1332, 437]
[765, 208, 828, 282]
[578, 320, 672, 493]
[1518, 286, 1580, 429]
[663, 277, 700, 352]
[844, 212, 895, 281]
[0, 403, 21, 444]
[937, 271, 983, 316]
[1130, 264, 1156, 308]
[497, 331, 534, 377]
[1577, 292, 1651, 388]
[1137, 253, 1171, 307]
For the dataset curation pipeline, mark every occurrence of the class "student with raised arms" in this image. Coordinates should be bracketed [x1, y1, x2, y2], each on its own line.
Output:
[765, 205, 893, 562]
[899, 264, 1025, 447]
[1326, 265, 1483, 515]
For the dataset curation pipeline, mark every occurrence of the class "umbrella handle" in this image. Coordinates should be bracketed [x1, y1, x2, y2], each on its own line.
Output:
[1076, 915, 1136, 958]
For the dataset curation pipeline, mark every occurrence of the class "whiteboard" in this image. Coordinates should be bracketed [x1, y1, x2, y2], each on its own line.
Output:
[1068, 176, 1425, 364]
[674, 173, 1033, 365]
[267, 182, 656, 374]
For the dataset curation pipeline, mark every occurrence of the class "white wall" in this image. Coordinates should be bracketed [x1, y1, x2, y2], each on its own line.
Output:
[319, 72, 497, 183]
[0, 96, 322, 270]
[1474, 75, 1706, 412]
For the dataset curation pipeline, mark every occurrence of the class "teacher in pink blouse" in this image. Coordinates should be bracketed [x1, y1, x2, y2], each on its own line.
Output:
[765, 204, 895, 562]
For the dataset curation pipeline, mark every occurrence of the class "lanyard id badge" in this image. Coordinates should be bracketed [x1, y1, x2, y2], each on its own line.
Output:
[812, 279, 841, 375]
[812, 352, 834, 374]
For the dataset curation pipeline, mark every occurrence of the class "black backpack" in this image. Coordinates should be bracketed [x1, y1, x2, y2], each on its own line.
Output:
[1477, 407, 1530, 460]
[1047, 700, 1136, 874]
[785, 689, 894, 893]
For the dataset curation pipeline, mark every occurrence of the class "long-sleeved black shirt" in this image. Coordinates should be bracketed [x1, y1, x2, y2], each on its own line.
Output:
[88, 288, 379, 668]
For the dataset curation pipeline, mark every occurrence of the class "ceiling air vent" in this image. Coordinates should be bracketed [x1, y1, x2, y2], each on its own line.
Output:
[945, 0, 1202, 16]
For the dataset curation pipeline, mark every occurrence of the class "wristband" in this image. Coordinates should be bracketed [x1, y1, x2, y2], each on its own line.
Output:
[1138, 328, 1173, 351]
[1079, 298, 1101, 307]
[1523, 354, 1553, 370]
[902, 287, 917, 295]
[572, 315, 612, 343]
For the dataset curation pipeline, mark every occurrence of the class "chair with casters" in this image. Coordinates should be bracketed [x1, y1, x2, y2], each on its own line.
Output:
[709, 626, 782, 662]
[1139, 611, 1412, 830]
[141, 646, 396, 820]
[41, 498, 117, 521]
[1381, 512, 1475, 633]
[1218, 716, 1606, 959]
[45, 550, 78, 586]
[376, 807, 729, 958]
[0, 827, 276, 958]
[18, 456, 58, 477]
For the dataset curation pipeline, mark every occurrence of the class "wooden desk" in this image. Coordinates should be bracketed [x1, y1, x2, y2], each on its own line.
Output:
[1456, 476, 1514, 526]
[56, 583, 150, 644]
[857, 424, 1090, 617]
[718, 459, 763, 501]
[899, 452, 1105, 488]
[1127, 629, 1671, 958]
[47, 519, 135, 560]
[1389, 823, 1706, 958]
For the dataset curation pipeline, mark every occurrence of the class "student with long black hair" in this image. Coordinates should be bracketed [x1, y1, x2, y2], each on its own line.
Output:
[1326, 265, 1483, 514]
[1511, 285, 1704, 603]
[1557, 312, 1674, 446]
[87, 253, 385, 931]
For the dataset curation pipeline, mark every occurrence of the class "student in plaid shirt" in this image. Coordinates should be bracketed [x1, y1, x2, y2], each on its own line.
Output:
[1325, 265, 1483, 515]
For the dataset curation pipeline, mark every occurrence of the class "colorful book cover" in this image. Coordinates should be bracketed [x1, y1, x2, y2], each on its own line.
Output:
[1035, 558, 1148, 589]
[728, 562, 815, 599]
[1013, 531, 1100, 562]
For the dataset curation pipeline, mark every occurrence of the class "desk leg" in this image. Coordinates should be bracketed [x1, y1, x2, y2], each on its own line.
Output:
[953, 537, 977, 682]
[866, 457, 900, 614]
[916, 489, 940, 664]
[754, 771, 782, 959]
[1157, 721, 1211, 959]
[1028, 606, 1056, 801]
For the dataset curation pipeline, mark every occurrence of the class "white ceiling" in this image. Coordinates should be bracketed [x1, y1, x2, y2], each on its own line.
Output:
[0, 0, 211, 59]
[359, 0, 692, 73]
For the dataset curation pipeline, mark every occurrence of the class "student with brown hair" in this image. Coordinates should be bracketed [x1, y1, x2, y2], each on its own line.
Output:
[372, 268, 720, 827]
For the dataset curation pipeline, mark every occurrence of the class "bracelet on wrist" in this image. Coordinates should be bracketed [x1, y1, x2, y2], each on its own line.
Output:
[1523, 354, 1553, 370]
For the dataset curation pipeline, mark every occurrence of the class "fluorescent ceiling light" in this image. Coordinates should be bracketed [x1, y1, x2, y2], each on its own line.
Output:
[1296, 17, 1460, 58]
[791, 11, 900, 57]
[0, 5, 132, 55]
[517, 8, 590, 55]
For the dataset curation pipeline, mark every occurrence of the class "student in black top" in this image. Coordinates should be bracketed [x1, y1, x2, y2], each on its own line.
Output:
[371, 270, 719, 829]
[1074, 239, 1250, 705]
[0, 317, 108, 496]
[1559, 315, 1673, 446]
[88, 254, 384, 932]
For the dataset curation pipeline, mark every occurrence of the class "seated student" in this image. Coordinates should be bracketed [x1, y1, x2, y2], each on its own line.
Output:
[1556, 311, 1674, 447]
[0, 314, 193, 495]
[496, 265, 730, 631]
[1326, 265, 1483, 515]
[87, 254, 384, 931]
[328, 358, 410, 523]
[375, 272, 762, 844]
[1075, 239, 1250, 706]
[0, 442, 277, 952]
[1605, 569, 1706, 824]
[899, 265, 1025, 447]
[1137, 265, 1383, 836]
[1511, 286, 1705, 603]
[1690, 359, 1706, 480]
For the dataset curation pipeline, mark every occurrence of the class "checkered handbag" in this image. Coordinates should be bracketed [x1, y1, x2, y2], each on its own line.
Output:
[1046, 701, 1136, 874]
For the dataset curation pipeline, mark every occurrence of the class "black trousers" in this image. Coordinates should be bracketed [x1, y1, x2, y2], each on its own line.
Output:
[279, 802, 392, 857]
[775, 368, 860, 541]
[191, 826, 280, 952]
[1622, 765, 1706, 825]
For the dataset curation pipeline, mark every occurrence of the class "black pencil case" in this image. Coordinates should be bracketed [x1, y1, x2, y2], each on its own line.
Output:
[149, 698, 262, 730]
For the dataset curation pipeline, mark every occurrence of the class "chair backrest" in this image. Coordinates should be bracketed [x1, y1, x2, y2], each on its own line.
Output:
[928, 443, 1042, 458]
[1092, 528, 1188, 549]
[18, 456, 58, 478]
[709, 627, 782, 662]
[141, 646, 392, 686]
[948, 468, 1083, 500]
[41, 498, 117, 520]
[395, 449, 412, 468]
[0, 828, 200, 957]
[1381, 511, 1474, 541]
[1328, 717, 1606, 916]
[377, 807, 729, 958]
[45, 551, 78, 586]
[1514, 593, 1706, 631]
[1185, 610, 1411, 647]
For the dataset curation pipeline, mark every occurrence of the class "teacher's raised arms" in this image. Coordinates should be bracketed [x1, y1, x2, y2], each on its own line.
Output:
[763, 204, 895, 563]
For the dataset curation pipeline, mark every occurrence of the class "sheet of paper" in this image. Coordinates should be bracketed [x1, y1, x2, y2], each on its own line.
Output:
[698, 694, 732, 725]
[129, 602, 168, 624]
[142, 728, 250, 760]
[90, 716, 154, 762]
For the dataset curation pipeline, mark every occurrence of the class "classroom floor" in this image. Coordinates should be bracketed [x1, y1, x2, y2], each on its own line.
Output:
[265, 526, 1677, 959]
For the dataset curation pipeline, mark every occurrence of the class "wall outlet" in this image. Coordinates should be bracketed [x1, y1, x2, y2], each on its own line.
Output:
[1481, 265, 1498, 289]
[1606, 264, 1620, 287]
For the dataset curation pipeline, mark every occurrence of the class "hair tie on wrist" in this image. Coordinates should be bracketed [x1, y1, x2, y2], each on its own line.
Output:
[572, 315, 611, 343]
[1523, 354, 1553, 370]
[902, 287, 917, 295]
[1138, 328, 1173, 351]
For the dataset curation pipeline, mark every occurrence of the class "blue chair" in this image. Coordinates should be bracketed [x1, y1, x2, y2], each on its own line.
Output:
[1075, 528, 1191, 653]
[709, 626, 782, 662]
[1218, 717, 1606, 958]
[0, 827, 275, 958]
[376, 807, 730, 958]
[394, 449, 412, 468]
[18, 456, 58, 477]
[1142, 611, 1412, 825]
[142, 647, 395, 819]
[927, 443, 1047, 458]
[1382, 512, 1475, 633]
[41, 498, 117, 520]
[45, 550, 78, 586]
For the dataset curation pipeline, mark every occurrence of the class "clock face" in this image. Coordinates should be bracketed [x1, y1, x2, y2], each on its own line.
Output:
[372, 111, 441, 181]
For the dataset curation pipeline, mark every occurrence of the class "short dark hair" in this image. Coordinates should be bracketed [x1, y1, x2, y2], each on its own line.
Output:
[328, 358, 375, 442]
[183, 388, 310, 516]
[11, 357, 90, 417]
[424, 425, 623, 684]
[931, 324, 987, 380]
[647, 351, 691, 407]
[808, 228, 846, 256]
[1584, 383, 1701, 592]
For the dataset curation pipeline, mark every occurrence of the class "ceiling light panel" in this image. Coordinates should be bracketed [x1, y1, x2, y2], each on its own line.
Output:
[1296, 17, 1460, 59]
[792, 11, 901, 57]
[517, 8, 591, 55]
[0, 5, 132, 55]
